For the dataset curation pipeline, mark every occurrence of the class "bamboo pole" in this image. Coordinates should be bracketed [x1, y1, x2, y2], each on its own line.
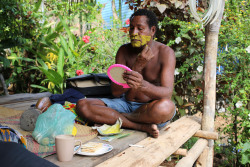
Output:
[202, 1, 225, 166]
[175, 139, 208, 167]
[194, 130, 218, 140]
[173, 148, 188, 156]
[196, 146, 209, 167]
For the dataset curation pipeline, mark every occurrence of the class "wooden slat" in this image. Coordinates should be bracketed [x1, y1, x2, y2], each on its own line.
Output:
[96, 116, 201, 167]
[0, 100, 38, 111]
[0, 92, 51, 105]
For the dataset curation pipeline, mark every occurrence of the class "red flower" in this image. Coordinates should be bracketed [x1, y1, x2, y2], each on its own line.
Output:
[88, 31, 92, 34]
[125, 18, 130, 25]
[76, 70, 84, 76]
[82, 35, 90, 43]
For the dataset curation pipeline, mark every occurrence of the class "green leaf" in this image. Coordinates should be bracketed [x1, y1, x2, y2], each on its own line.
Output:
[175, 51, 182, 58]
[59, 35, 68, 52]
[35, 52, 49, 62]
[55, 22, 63, 32]
[57, 48, 64, 78]
[61, 18, 72, 37]
[241, 154, 249, 165]
[45, 32, 59, 43]
[0, 56, 10, 68]
[175, 96, 183, 106]
[34, 0, 42, 13]
[7, 56, 34, 62]
[37, 59, 48, 70]
[181, 33, 191, 40]
[242, 142, 250, 152]
[59, 35, 73, 62]
[39, 68, 63, 85]
[188, 46, 196, 54]
[179, 109, 186, 117]
[30, 84, 48, 91]
[70, 48, 79, 57]
[72, 34, 78, 48]
[69, 37, 74, 50]
[48, 43, 60, 53]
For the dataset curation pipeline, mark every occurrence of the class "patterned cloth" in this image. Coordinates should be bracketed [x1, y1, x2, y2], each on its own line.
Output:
[0, 124, 27, 148]
[63, 102, 89, 125]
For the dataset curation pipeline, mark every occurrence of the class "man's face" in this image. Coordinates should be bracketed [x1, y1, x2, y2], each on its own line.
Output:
[129, 16, 155, 48]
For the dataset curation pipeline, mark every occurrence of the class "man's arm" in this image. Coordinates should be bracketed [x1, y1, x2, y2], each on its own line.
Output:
[124, 46, 176, 100]
[111, 45, 129, 97]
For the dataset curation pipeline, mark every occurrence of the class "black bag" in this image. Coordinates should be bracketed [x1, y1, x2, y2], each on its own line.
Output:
[66, 73, 112, 98]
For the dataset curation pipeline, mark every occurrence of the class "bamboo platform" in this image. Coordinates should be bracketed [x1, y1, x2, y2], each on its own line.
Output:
[0, 93, 217, 167]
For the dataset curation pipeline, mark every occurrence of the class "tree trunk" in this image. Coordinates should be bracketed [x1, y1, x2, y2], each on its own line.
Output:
[0, 73, 9, 95]
[112, 0, 118, 20]
[202, 1, 225, 167]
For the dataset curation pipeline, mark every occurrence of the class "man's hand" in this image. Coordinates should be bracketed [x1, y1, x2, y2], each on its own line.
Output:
[138, 45, 154, 61]
[123, 70, 144, 90]
[132, 45, 154, 72]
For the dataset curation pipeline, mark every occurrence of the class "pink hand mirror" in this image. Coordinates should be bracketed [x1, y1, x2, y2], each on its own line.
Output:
[107, 64, 132, 88]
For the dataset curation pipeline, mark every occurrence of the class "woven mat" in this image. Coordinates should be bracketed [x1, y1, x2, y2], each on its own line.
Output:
[0, 106, 98, 158]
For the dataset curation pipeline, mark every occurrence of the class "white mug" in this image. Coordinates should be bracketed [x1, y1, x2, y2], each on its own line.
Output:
[55, 134, 82, 162]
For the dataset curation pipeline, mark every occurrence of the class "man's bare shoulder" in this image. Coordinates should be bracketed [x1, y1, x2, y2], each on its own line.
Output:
[155, 41, 175, 61]
[119, 43, 132, 50]
[156, 42, 174, 55]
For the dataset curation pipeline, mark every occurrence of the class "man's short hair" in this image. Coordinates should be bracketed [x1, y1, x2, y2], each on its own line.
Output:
[130, 9, 158, 30]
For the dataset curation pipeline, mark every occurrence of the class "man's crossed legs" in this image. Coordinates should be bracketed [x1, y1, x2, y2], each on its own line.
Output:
[76, 96, 175, 138]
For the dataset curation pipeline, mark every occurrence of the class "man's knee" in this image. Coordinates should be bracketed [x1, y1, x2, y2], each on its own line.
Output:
[151, 99, 175, 121]
[76, 99, 90, 117]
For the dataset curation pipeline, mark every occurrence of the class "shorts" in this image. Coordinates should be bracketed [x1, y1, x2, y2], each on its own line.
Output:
[99, 95, 176, 129]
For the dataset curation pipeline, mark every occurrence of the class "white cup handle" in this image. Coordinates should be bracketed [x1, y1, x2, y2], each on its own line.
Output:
[74, 140, 82, 154]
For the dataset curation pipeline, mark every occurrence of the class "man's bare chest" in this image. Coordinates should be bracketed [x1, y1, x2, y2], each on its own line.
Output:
[126, 54, 161, 84]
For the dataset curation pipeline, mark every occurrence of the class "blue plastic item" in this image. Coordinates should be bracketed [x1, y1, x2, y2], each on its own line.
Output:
[32, 104, 76, 146]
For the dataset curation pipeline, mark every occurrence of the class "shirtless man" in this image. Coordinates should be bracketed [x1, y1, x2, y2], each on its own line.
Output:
[76, 9, 176, 138]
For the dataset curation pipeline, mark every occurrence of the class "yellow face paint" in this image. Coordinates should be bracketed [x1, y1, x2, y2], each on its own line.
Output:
[130, 34, 151, 47]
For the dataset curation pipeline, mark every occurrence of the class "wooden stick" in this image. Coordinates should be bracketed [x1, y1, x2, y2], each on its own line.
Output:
[194, 130, 218, 140]
[195, 146, 209, 167]
[175, 139, 208, 167]
[173, 148, 188, 156]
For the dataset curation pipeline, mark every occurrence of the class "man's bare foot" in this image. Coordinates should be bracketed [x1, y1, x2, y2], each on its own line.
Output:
[139, 124, 159, 138]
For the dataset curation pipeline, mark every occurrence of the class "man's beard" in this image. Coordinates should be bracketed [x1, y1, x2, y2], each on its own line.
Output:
[130, 34, 151, 48]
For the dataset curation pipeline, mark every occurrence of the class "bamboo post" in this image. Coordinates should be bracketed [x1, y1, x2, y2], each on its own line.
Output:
[194, 130, 218, 140]
[202, 1, 225, 166]
[175, 139, 208, 167]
